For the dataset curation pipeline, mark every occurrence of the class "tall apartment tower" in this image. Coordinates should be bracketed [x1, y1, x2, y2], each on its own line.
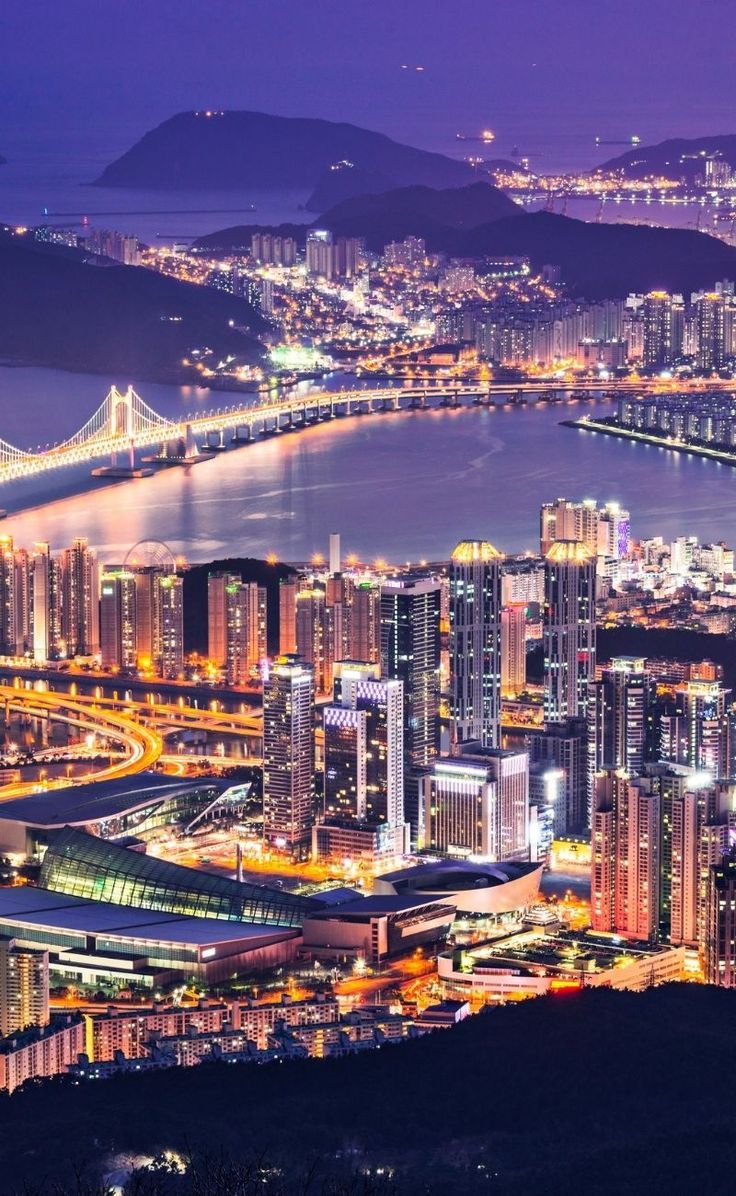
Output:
[212, 580, 268, 685]
[99, 571, 137, 671]
[0, 535, 16, 656]
[661, 679, 731, 778]
[543, 541, 596, 724]
[0, 937, 49, 1037]
[295, 588, 329, 693]
[696, 292, 725, 371]
[325, 573, 353, 670]
[539, 498, 599, 556]
[330, 661, 404, 827]
[13, 547, 33, 656]
[500, 603, 527, 698]
[591, 770, 660, 941]
[350, 582, 380, 663]
[32, 543, 62, 662]
[449, 541, 503, 751]
[263, 656, 315, 852]
[705, 852, 736, 986]
[278, 578, 298, 655]
[60, 537, 99, 657]
[380, 574, 441, 769]
[207, 572, 239, 665]
[323, 706, 368, 821]
[587, 656, 655, 801]
[643, 291, 674, 368]
[224, 581, 250, 686]
[156, 574, 184, 679]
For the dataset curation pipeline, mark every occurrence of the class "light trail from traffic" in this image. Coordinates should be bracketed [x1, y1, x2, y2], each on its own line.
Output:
[0, 684, 163, 798]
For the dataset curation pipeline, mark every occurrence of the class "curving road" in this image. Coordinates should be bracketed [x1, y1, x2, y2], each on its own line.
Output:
[0, 684, 163, 799]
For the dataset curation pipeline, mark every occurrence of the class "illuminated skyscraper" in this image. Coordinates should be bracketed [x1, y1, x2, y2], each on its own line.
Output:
[696, 292, 726, 371]
[12, 548, 32, 656]
[422, 746, 529, 861]
[500, 603, 527, 698]
[449, 540, 503, 750]
[350, 582, 380, 663]
[296, 588, 329, 692]
[99, 571, 137, 672]
[263, 656, 315, 852]
[661, 679, 731, 779]
[32, 544, 56, 662]
[306, 229, 334, 278]
[59, 537, 99, 657]
[380, 574, 441, 769]
[543, 541, 596, 724]
[278, 578, 298, 655]
[0, 937, 49, 1037]
[207, 572, 239, 665]
[156, 574, 184, 679]
[591, 769, 660, 941]
[323, 706, 368, 821]
[331, 661, 404, 826]
[597, 501, 631, 559]
[0, 535, 16, 656]
[587, 657, 655, 804]
[643, 291, 674, 368]
[705, 852, 736, 987]
[539, 498, 599, 556]
[325, 572, 353, 670]
[225, 581, 250, 686]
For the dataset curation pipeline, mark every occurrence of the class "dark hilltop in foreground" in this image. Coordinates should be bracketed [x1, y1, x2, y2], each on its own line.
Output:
[0, 231, 266, 383]
[194, 180, 736, 297]
[92, 109, 476, 208]
[3, 985, 736, 1195]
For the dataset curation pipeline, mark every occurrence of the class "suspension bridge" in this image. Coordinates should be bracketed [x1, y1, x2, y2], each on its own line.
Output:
[0, 378, 728, 485]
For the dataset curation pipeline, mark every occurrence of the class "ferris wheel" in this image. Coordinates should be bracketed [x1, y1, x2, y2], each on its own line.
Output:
[123, 539, 178, 573]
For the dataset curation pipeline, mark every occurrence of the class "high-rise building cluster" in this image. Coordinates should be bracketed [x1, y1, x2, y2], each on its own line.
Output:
[85, 228, 140, 265]
[207, 574, 267, 685]
[640, 287, 735, 371]
[305, 230, 364, 280]
[432, 282, 736, 372]
[0, 534, 187, 680]
[250, 233, 298, 267]
[263, 535, 535, 867]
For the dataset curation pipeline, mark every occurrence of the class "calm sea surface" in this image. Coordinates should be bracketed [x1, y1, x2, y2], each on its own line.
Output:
[2, 134, 736, 564]
[2, 367, 736, 564]
[0, 130, 728, 245]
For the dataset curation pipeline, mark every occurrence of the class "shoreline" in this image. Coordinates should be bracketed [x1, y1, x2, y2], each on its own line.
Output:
[562, 417, 736, 469]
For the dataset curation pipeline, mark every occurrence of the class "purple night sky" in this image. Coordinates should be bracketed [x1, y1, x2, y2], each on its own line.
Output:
[1, 0, 735, 168]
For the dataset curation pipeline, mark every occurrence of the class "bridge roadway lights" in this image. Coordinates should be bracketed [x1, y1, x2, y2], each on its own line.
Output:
[0, 381, 699, 484]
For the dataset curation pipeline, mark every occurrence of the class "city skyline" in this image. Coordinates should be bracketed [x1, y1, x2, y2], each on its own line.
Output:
[4, 5, 736, 1191]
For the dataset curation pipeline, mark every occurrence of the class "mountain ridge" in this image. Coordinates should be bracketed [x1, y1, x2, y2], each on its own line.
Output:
[193, 181, 736, 297]
[0, 231, 266, 383]
[599, 133, 736, 181]
[93, 109, 476, 196]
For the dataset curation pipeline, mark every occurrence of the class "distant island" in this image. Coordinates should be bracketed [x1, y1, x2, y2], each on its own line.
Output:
[599, 133, 736, 182]
[93, 110, 476, 203]
[193, 181, 736, 297]
[3, 985, 736, 1194]
[0, 232, 266, 383]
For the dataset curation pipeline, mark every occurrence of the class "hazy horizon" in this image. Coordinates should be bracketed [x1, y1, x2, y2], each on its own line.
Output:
[2, 0, 735, 173]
